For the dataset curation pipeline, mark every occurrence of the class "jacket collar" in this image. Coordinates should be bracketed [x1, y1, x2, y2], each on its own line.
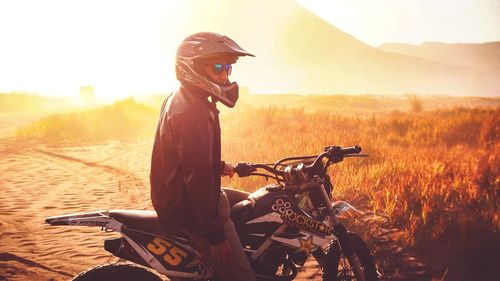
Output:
[180, 84, 219, 113]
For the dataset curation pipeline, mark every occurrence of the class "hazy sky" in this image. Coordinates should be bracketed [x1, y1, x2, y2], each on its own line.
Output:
[0, 0, 498, 99]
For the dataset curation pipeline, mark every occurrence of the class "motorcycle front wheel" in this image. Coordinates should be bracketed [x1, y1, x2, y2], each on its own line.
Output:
[72, 263, 163, 281]
[323, 232, 378, 281]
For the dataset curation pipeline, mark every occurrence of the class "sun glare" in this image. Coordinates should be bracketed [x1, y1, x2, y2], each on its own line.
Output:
[0, 0, 185, 101]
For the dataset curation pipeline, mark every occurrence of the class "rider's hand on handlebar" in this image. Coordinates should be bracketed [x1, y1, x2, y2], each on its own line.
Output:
[210, 239, 232, 264]
[221, 162, 235, 178]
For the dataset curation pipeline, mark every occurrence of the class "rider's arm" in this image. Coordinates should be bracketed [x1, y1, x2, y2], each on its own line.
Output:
[169, 113, 226, 245]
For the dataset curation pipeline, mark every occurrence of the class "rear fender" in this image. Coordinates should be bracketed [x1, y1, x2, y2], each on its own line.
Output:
[45, 211, 123, 231]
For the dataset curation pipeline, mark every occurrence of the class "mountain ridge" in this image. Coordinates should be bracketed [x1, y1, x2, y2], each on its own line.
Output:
[267, 3, 499, 96]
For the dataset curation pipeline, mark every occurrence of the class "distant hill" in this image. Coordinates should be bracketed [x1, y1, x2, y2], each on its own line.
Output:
[139, 92, 500, 115]
[378, 41, 500, 74]
[235, 93, 500, 114]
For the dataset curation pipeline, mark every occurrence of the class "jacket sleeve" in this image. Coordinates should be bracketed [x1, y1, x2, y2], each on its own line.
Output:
[169, 113, 225, 245]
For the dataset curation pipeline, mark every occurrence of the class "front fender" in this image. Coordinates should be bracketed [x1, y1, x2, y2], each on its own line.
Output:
[331, 201, 364, 219]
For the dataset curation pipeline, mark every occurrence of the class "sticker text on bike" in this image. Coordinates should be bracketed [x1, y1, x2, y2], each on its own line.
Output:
[147, 237, 188, 266]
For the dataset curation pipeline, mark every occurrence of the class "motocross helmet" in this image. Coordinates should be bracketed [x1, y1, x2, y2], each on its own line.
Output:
[175, 32, 254, 108]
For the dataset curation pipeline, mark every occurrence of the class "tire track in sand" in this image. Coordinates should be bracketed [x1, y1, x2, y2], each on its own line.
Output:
[0, 253, 72, 278]
[34, 148, 144, 192]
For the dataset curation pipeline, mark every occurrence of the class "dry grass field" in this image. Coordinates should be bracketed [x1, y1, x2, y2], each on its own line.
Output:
[2, 93, 499, 280]
[221, 105, 499, 242]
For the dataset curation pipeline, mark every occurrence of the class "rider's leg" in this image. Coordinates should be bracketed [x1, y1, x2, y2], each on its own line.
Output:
[222, 187, 250, 206]
[188, 190, 256, 281]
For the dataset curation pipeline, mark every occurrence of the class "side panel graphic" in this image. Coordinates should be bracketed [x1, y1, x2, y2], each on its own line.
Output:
[122, 227, 212, 279]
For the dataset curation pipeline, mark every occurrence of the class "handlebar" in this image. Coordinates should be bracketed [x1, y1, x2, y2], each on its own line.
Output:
[233, 145, 364, 178]
[234, 163, 284, 177]
[323, 145, 362, 162]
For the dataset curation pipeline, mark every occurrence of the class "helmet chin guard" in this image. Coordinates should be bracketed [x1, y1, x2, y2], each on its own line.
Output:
[175, 32, 253, 108]
[210, 81, 239, 108]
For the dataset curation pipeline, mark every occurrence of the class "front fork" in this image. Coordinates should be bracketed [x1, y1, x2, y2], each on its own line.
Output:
[311, 223, 348, 262]
[312, 180, 366, 280]
[312, 223, 366, 281]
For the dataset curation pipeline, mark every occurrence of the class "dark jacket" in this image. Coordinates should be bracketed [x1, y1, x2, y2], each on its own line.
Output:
[150, 85, 225, 245]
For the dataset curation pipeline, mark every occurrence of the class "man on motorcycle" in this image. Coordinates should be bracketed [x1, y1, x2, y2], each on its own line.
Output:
[150, 32, 256, 281]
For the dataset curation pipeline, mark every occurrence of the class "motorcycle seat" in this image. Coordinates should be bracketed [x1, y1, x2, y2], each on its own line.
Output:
[109, 209, 188, 239]
[109, 199, 254, 237]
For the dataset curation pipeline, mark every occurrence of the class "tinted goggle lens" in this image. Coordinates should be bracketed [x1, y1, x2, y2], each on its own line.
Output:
[214, 63, 232, 75]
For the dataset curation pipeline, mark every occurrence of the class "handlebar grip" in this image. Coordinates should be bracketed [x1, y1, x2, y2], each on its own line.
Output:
[234, 162, 253, 177]
[341, 146, 362, 154]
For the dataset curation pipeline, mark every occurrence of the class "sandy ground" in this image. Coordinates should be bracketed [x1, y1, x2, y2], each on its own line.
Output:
[0, 139, 431, 281]
[0, 140, 154, 280]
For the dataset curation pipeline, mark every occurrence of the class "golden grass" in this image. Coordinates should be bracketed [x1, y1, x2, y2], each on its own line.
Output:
[16, 98, 157, 144]
[220, 106, 499, 245]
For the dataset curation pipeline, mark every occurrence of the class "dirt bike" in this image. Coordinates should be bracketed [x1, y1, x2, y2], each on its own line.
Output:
[46, 145, 378, 281]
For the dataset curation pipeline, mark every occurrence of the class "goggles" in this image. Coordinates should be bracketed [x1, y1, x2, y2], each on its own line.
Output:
[213, 63, 232, 75]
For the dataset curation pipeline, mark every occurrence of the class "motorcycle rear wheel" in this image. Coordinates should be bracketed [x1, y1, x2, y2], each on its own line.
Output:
[72, 263, 163, 281]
